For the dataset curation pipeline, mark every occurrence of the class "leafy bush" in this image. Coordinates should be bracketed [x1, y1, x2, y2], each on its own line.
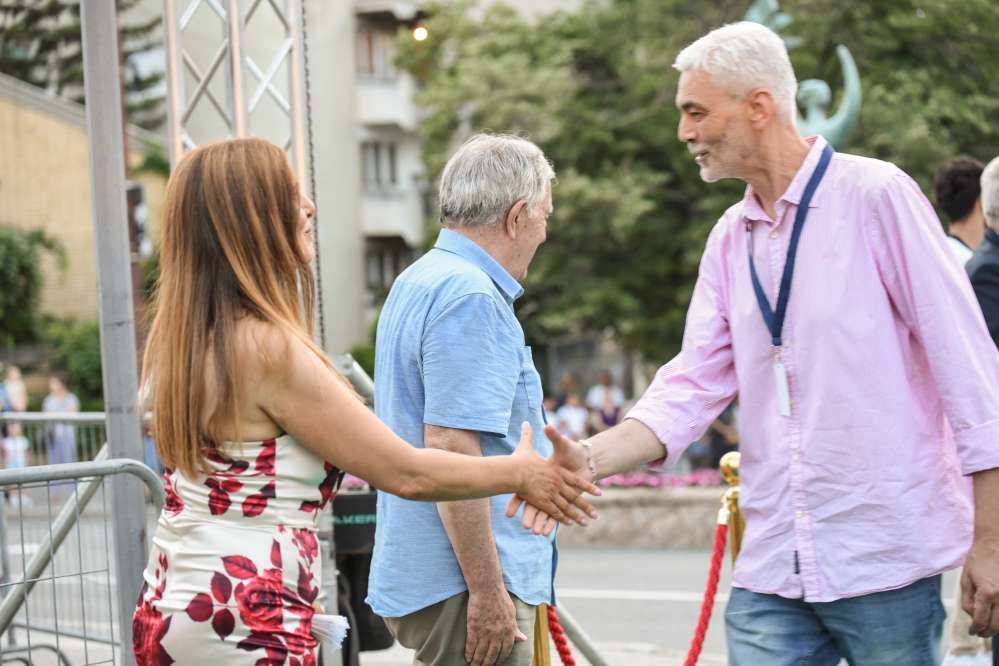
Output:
[141, 246, 160, 302]
[347, 315, 379, 378]
[45, 319, 104, 411]
[348, 343, 375, 378]
[0, 226, 65, 347]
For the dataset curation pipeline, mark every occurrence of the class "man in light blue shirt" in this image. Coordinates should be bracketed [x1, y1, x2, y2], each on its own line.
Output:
[368, 134, 556, 666]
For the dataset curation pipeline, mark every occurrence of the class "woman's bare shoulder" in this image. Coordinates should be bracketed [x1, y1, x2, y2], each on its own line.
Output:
[221, 318, 301, 439]
[231, 317, 321, 390]
[233, 317, 294, 365]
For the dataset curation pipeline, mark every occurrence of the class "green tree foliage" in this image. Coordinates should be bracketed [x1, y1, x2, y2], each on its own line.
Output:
[0, 226, 65, 347]
[397, 0, 999, 361]
[780, 0, 999, 195]
[45, 319, 103, 410]
[0, 0, 166, 129]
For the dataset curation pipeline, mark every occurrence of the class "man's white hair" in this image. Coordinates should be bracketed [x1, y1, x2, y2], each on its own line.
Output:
[982, 156, 999, 228]
[674, 21, 798, 123]
[439, 133, 555, 228]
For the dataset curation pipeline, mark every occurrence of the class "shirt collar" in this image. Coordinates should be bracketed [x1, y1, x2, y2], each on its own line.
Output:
[741, 135, 830, 224]
[434, 228, 525, 303]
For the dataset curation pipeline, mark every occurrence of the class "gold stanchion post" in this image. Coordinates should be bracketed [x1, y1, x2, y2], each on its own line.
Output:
[719, 452, 744, 564]
[531, 604, 552, 666]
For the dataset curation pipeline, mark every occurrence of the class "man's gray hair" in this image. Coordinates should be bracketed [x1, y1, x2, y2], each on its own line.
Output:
[439, 133, 555, 228]
[983, 156, 999, 227]
[674, 21, 798, 123]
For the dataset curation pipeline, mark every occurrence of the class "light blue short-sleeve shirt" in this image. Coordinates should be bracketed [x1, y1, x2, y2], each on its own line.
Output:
[366, 229, 554, 618]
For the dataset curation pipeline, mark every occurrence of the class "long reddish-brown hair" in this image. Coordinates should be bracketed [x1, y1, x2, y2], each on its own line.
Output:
[142, 138, 331, 477]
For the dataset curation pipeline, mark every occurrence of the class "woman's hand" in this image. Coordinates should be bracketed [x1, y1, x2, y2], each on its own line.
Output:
[507, 422, 600, 528]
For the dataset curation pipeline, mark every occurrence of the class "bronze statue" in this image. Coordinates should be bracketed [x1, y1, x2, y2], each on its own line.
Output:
[745, 0, 862, 148]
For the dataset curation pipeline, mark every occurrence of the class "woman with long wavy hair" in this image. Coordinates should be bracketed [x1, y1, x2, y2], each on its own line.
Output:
[131, 138, 596, 665]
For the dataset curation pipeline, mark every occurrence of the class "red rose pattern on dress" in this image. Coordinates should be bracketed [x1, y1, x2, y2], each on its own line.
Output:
[162, 471, 184, 516]
[299, 463, 343, 513]
[133, 437, 340, 665]
[201, 440, 287, 517]
[178, 542, 316, 658]
[133, 553, 174, 666]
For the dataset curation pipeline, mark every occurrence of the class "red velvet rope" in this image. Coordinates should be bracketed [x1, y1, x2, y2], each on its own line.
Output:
[547, 604, 576, 666]
[684, 522, 729, 666]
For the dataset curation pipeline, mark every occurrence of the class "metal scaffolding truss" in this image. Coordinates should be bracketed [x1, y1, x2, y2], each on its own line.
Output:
[163, 0, 308, 180]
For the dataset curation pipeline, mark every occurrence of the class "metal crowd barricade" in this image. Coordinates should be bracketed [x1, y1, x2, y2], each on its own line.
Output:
[0, 455, 163, 665]
[1, 413, 109, 467]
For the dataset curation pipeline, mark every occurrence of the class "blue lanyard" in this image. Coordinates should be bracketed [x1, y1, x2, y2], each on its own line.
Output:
[747, 144, 834, 348]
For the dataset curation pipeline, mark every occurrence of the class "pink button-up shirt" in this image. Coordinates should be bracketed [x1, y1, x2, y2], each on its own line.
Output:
[628, 136, 999, 602]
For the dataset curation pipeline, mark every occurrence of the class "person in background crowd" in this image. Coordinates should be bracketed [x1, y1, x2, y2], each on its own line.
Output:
[555, 393, 589, 441]
[0, 364, 10, 439]
[2, 421, 29, 469]
[142, 424, 163, 476]
[555, 372, 578, 409]
[683, 434, 712, 471]
[542, 396, 558, 429]
[1, 420, 32, 506]
[940, 157, 993, 666]
[586, 370, 623, 433]
[3, 365, 28, 412]
[588, 395, 621, 434]
[584, 370, 624, 412]
[514, 22, 999, 664]
[2, 365, 28, 443]
[706, 402, 739, 469]
[42, 375, 80, 465]
[967, 156, 999, 348]
[965, 156, 999, 666]
[935, 156, 986, 265]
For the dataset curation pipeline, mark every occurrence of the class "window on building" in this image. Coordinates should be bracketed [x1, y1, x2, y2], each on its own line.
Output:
[365, 250, 384, 290]
[361, 141, 399, 192]
[365, 237, 415, 292]
[356, 28, 396, 79]
[388, 143, 397, 185]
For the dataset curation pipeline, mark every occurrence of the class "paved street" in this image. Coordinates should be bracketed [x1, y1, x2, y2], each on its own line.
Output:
[360, 546, 731, 665]
[361, 546, 963, 666]
[1, 505, 966, 665]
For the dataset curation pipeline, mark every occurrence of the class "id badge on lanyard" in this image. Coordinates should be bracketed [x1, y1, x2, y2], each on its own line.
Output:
[772, 350, 791, 417]
[747, 143, 834, 417]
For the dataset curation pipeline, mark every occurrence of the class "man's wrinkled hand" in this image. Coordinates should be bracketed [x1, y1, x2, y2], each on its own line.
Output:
[506, 425, 595, 535]
[465, 587, 526, 666]
[961, 534, 999, 637]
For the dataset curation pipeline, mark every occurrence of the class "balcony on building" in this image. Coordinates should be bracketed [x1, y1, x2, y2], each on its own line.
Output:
[359, 138, 426, 249]
[354, 5, 422, 132]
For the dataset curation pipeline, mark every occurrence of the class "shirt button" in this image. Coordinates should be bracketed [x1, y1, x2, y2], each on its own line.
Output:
[770, 231, 778, 239]
[795, 511, 804, 519]
[793, 452, 800, 461]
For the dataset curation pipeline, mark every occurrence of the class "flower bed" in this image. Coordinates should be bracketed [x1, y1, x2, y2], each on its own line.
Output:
[599, 467, 721, 489]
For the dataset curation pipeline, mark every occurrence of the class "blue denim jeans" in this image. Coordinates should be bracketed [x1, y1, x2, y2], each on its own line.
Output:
[725, 575, 946, 665]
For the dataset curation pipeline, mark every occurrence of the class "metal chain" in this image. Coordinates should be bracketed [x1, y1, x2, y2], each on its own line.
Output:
[298, 0, 326, 349]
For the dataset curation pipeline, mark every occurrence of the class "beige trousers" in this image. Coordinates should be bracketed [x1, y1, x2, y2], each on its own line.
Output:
[385, 591, 536, 666]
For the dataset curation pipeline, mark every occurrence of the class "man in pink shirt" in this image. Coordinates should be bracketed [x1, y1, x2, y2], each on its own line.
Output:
[514, 21, 999, 665]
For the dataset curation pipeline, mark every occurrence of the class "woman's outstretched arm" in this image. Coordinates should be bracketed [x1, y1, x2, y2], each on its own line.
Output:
[259, 328, 600, 526]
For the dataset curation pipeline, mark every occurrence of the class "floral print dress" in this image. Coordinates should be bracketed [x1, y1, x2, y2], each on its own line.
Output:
[133, 436, 342, 665]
